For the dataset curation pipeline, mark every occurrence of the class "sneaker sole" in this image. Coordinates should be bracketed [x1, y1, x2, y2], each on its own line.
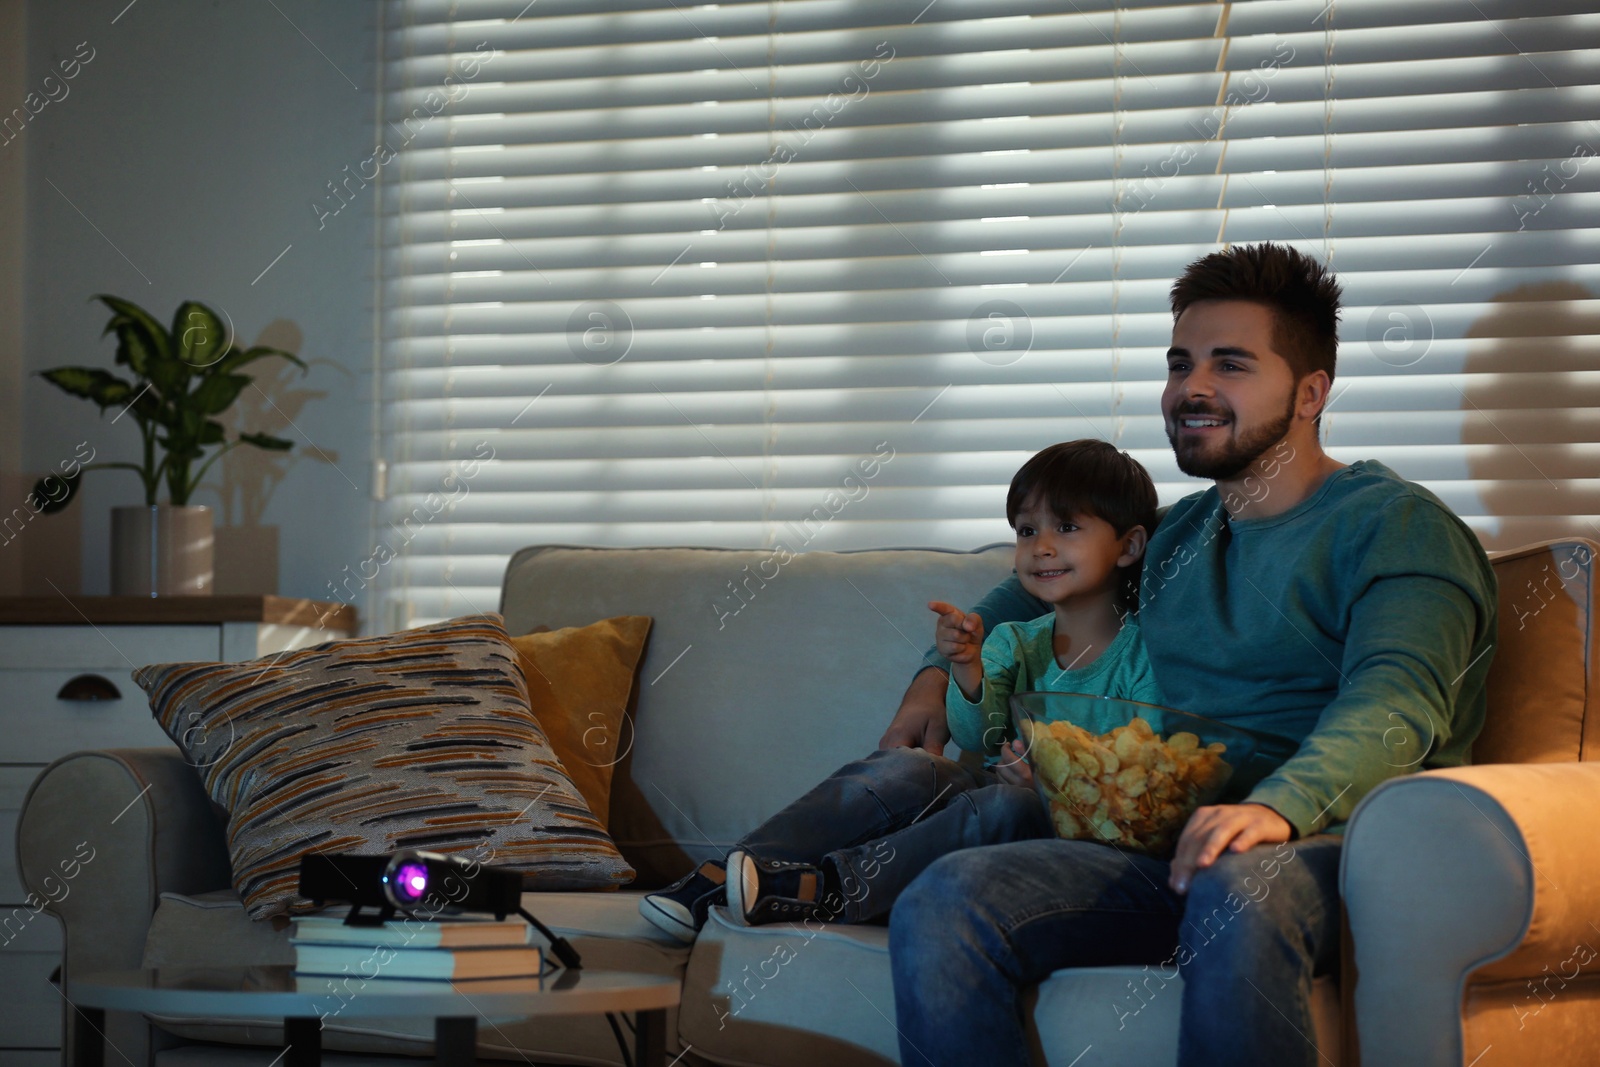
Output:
[724, 849, 753, 926]
[638, 894, 699, 944]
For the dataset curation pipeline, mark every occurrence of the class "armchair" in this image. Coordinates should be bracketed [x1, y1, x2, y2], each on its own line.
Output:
[1342, 537, 1600, 1066]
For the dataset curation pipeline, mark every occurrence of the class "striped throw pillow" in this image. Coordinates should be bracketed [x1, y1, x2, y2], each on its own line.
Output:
[135, 612, 634, 920]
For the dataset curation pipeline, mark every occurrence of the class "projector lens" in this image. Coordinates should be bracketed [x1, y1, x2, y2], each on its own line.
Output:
[391, 861, 429, 903]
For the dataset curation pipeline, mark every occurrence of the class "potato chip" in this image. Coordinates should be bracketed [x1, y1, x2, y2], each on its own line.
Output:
[1112, 728, 1144, 764]
[1090, 743, 1120, 775]
[1034, 743, 1073, 792]
[1051, 805, 1083, 839]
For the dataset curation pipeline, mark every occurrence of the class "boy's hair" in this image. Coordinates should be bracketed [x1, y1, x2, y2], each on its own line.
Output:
[1169, 242, 1343, 428]
[1005, 439, 1159, 611]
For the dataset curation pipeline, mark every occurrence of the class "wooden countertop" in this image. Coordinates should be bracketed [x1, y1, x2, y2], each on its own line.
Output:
[0, 595, 358, 632]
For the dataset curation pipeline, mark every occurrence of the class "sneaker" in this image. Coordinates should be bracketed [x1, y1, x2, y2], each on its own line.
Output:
[725, 849, 837, 926]
[639, 860, 726, 943]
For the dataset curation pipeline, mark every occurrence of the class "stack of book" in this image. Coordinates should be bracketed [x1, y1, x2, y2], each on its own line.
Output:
[291, 914, 544, 980]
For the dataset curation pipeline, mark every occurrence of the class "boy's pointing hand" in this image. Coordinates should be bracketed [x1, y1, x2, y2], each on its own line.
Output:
[928, 601, 984, 663]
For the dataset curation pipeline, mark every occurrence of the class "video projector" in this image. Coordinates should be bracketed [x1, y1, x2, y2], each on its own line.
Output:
[297, 849, 583, 969]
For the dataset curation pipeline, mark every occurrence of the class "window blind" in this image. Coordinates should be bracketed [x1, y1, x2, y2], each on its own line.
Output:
[373, 0, 1600, 629]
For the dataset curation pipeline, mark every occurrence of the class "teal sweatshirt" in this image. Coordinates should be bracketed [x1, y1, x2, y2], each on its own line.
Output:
[946, 613, 1165, 757]
[1140, 460, 1497, 837]
[922, 460, 1498, 838]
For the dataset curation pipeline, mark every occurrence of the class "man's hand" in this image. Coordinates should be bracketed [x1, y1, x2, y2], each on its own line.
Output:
[1167, 803, 1293, 895]
[878, 666, 953, 754]
[994, 738, 1034, 789]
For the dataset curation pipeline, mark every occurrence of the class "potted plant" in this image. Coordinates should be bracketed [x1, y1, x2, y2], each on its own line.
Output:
[35, 295, 305, 596]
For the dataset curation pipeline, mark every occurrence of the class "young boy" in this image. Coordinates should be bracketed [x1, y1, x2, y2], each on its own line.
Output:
[937, 440, 1166, 763]
[639, 439, 1161, 941]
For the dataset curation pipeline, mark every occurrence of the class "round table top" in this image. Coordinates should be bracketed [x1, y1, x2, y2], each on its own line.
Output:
[69, 965, 680, 1018]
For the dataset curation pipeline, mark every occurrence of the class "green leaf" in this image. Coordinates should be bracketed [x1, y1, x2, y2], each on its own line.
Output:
[94, 295, 172, 361]
[239, 431, 295, 452]
[145, 349, 189, 401]
[130, 386, 163, 422]
[172, 301, 228, 368]
[214, 344, 308, 376]
[163, 412, 201, 459]
[30, 470, 81, 514]
[188, 372, 251, 415]
[39, 367, 137, 410]
[112, 322, 158, 377]
[197, 419, 226, 446]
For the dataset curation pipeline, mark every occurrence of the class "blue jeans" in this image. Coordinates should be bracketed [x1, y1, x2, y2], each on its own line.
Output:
[737, 748, 1052, 924]
[889, 834, 1344, 1067]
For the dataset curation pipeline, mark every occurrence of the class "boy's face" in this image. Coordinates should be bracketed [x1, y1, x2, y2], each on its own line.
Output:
[1162, 299, 1304, 480]
[1012, 496, 1135, 607]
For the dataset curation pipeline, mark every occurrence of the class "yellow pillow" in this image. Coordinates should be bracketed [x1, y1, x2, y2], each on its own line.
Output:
[508, 616, 652, 828]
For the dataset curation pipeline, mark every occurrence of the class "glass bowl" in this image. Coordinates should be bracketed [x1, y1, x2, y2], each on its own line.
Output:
[1008, 692, 1299, 857]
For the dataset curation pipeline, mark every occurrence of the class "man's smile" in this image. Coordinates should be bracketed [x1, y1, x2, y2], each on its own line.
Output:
[1177, 422, 1229, 437]
[1174, 409, 1232, 436]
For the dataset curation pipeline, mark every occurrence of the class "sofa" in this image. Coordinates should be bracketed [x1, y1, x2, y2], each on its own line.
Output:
[18, 538, 1600, 1067]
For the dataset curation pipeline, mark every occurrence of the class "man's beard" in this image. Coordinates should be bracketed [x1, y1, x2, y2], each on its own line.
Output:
[1166, 389, 1297, 480]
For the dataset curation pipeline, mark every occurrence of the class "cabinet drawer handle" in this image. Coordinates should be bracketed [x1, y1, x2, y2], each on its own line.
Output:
[57, 674, 122, 701]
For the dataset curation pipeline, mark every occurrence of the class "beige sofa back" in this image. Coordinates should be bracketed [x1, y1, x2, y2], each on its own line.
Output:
[499, 543, 1015, 887]
[1477, 539, 1599, 764]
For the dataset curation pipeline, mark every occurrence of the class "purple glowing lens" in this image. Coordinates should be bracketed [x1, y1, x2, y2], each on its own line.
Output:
[392, 862, 428, 902]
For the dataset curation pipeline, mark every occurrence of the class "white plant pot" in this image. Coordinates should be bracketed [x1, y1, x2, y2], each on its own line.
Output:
[111, 504, 214, 597]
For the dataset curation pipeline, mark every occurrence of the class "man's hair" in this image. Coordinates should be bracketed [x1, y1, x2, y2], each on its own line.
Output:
[1169, 242, 1343, 424]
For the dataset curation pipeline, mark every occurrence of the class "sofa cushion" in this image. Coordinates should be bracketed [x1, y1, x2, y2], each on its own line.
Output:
[678, 908, 900, 1064]
[134, 612, 633, 919]
[679, 907, 1341, 1066]
[498, 544, 1017, 887]
[509, 614, 653, 827]
[142, 888, 691, 1063]
[1477, 539, 1598, 763]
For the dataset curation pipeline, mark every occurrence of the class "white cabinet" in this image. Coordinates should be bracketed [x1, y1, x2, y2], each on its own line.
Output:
[0, 596, 355, 1061]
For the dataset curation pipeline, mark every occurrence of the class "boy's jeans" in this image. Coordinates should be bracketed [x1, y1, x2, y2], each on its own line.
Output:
[888, 832, 1345, 1067]
[735, 747, 1051, 924]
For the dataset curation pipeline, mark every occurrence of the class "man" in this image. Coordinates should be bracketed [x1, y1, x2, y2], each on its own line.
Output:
[881, 242, 1498, 1067]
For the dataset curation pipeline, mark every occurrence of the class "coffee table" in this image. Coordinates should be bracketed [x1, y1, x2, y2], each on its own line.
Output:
[66, 965, 681, 1067]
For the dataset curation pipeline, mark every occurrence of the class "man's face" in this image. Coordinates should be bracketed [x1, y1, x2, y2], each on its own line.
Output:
[1162, 300, 1302, 481]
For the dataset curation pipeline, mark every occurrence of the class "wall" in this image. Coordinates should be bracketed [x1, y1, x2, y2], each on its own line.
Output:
[1, 1, 27, 595]
[16, 0, 377, 623]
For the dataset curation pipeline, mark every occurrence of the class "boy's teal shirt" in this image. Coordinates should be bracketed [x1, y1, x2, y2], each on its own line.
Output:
[921, 460, 1499, 838]
[945, 614, 1165, 758]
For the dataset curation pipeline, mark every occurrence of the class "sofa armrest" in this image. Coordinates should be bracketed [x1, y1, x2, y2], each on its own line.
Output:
[1341, 761, 1600, 1067]
[17, 749, 231, 1065]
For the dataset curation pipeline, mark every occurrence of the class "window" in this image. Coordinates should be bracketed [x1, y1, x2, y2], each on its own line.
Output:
[374, 0, 1599, 628]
